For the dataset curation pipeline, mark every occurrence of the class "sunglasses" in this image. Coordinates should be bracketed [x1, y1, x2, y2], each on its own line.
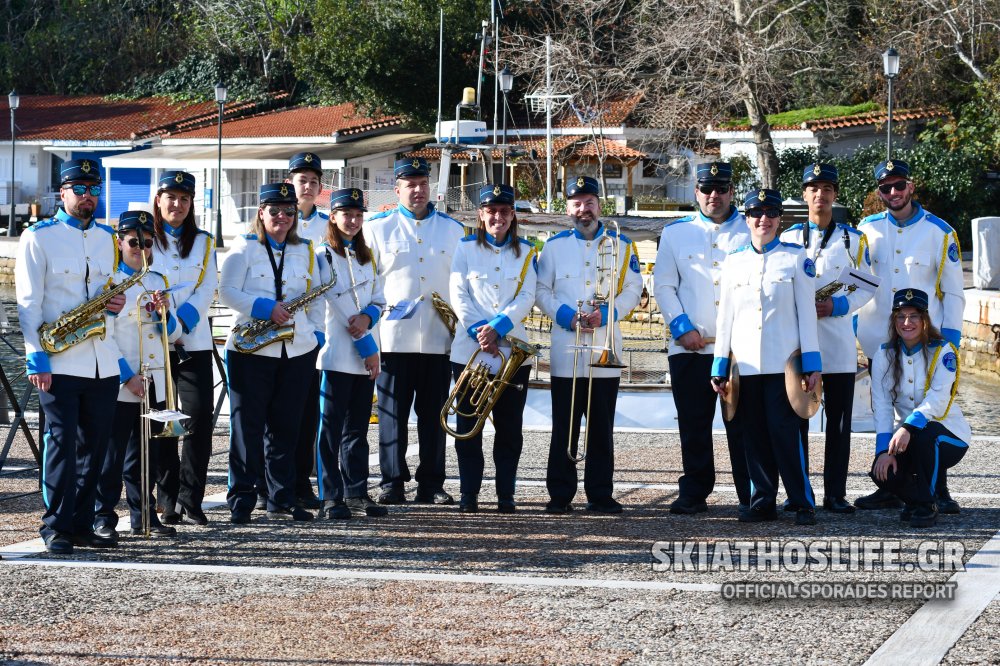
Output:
[878, 181, 909, 194]
[698, 184, 730, 195]
[265, 206, 297, 217]
[125, 237, 154, 249]
[746, 207, 782, 219]
[63, 184, 102, 196]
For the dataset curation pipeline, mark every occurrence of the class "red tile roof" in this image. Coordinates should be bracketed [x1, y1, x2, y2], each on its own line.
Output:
[167, 103, 404, 139]
[714, 107, 950, 132]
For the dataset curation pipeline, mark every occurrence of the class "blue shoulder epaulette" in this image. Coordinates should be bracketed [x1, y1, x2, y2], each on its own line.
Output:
[929, 338, 947, 349]
[460, 235, 477, 243]
[785, 223, 805, 233]
[317, 210, 330, 220]
[518, 237, 534, 248]
[367, 209, 393, 221]
[840, 224, 862, 236]
[780, 241, 804, 249]
[880, 342, 892, 350]
[859, 212, 887, 226]
[243, 233, 258, 241]
[26, 218, 59, 233]
[924, 212, 955, 235]
[729, 244, 751, 255]
[548, 229, 573, 242]
[94, 222, 115, 235]
[196, 228, 214, 238]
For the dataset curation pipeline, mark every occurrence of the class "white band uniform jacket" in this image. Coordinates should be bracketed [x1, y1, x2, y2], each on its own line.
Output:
[856, 204, 965, 359]
[218, 234, 324, 359]
[871, 339, 970, 454]
[779, 223, 874, 374]
[15, 209, 123, 379]
[152, 226, 218, 352]
[535, 223, 644, 379]
[112, 265, 182, 404]
[365, 203, 468, 355]
[712, 239, 821, 377]
[297, 207, 330, 245]
[448, 234, 538, 368]
[652, 207, 749, 357]
[316, 243, 385, 375]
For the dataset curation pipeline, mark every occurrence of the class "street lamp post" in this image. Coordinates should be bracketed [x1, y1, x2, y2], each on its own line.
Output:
[883, 47, 900, 160]
[498, 67, 514, 185]
[7, 90, 19, 237]
[214, 81, 227, 248]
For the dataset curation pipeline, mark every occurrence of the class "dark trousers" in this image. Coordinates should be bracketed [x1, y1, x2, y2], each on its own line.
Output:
[156, 349, 215, 513]
[871, 421, 967, 505]
[805, 372, 855, 498]
[226, 347, 318, 514]
[669, 353, 751, 505]
[316, 370, 375, 502]
[739, 374, 815, 512]
[376, 352, 450, 492]
[451, 362, 530, 498]
[547, 375, 619, 504]
[96, 399, 165, 530]
[295, 370, 322, 498]
[37, 374, 119, 539]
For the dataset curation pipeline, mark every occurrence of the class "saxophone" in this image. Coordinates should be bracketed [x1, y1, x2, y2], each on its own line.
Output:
[232, 269, 338, 353]
[430, 291, 458, 336]
[39, 266, 149, 354]
[815, 281, 858, 302]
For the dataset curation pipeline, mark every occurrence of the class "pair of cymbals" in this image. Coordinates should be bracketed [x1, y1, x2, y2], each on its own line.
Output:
[720, 350, 822, 421]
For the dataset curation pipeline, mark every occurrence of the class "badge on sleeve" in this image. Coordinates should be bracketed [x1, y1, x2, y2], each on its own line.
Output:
[864, 246, 871, 265]
[942, 351, 957, 372]
[803, 258, 817, 277]
[629, 254, 640, 274]
[948, 242, 959, 263]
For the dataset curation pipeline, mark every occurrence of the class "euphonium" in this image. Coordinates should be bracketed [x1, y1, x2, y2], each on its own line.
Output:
[232, 270, 337, 353]
[430, 291, 458, 336]
[440, 336, 538, 440]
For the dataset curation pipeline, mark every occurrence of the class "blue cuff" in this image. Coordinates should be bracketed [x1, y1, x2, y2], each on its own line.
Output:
[118, 357, 135, 383]
[830, 295, 849, 317]
[353, 333, 378, 358]
[176, 302, 200, 334]
[800, 351, 822, 373]
[314, 331, 326, 348]
[875, 433, 891, 455]
[467, 319, 488, 341]
[251, 297, 276, 320]
[556, 304, 576, 331]
[488, 314, 514, 338]
[669, 313, 696, 339]
[106, 309, 119, 318]
[598, 304, 618, 326]
[26, 351, 51, 375]
[904, 410, 928, 429]
[362, 304, 381, 328]
[942, 328, 961, 348]
[711, 356, 730, 377]
[155, 311, 177, 337]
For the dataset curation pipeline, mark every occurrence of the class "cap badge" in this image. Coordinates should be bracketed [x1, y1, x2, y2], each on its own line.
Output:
[139, 212, 148, 224]
[813, 164, 822, 176]
[304, 154, 313, 163]
[351, 189, 360, 200]
[493, 186, 501, 196]
[279, 185, 289, 197]
[576, 177, 585, 188]
[411, 159, 421, 169]
[174, 172, 185, 184]
[886, 160, 894, 172]
[81, 161, 92, 174]
[710, 164, 719, 176]
[906, 289, 913, 301]
[758, 190, 766, 201]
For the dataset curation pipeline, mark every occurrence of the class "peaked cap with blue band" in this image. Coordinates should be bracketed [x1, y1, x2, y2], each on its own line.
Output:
[259, 182, 298, 205]
[60, 159, 102, 184]
[892, 287, 929, 312]
[743, 188, 783, 211]
[117, 210, 155, 236]
[566, 175, 600, 198]
[394, 157, 430, 179]
[696, 161, 732, 183]
[289, 152, 323, 175]
[802, 162, 838, 186]
[329, 187, 367, 211]
[158, 170, 196, 194]
[875, 159, 910, 182]
[479, 183, 515, 206]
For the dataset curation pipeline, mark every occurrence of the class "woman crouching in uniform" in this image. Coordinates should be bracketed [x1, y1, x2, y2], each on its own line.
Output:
[712, 189, 822, 526]
[219, 183, 324, 523]
[314, 188, 388, 520]
[870, 288, 970, 528]
[448, 184, 537, 513]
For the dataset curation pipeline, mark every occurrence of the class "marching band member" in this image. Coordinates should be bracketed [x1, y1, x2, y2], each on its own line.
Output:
[315, 188, 388, 520]
[219, 183, 324, 523]
[535, 176, 643, 515]
[652, 161, 751, 515]
[870, 288, 969, 528]
[779, 164, 873, 514]
[149, 170, 218, 527]
[855, 160, 966, 512]
[712, 189, 821, 526]
[448, 184, 537, 513]
[286, 152, 327, 510]
[366, 157, 466, 506]
[15, 159, 126, 554]
[94, 212, 180, 539]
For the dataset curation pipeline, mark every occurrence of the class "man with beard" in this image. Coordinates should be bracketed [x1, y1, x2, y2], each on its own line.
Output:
[652, 162, 751, 516]
[854, 159, 965, 512]
[15, 159, 127, 554]
[536, 176, 643, 514]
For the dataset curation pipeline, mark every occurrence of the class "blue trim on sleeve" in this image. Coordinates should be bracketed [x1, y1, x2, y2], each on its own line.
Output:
[176, 302, 200, 334]
[26, 351, 51, 375]
[830, 295, 849, 317]
[905, 410, 928, 429]
[251, 298, 276, 320]
[467, 319, 488, 340]
[669, 313, 696, 339]
[876, 433, 891, 455]
[597, 304, 618, 327]
[711, 356, 730, 377]
[941, 327, 961, 348]
[800, 351, 822, 373]
[556, 304, 576, 331]
[314, 331, 326, 348]
[353, 334, 378, 358]
[488, 314, 513, 338]
[362, 304, 381, 327]
[156, 311, 177, 337]
[118, 358, 135, 383]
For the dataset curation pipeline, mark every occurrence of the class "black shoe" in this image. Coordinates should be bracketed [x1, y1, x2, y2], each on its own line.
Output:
[43, 533, 74, 555]
[795, 509, 817, 526]
[345, 495, 388, 518]
[377, 488, 406, 505]
[822, 497, 856, 514]
[545, 500, 574, 515]
[94, 525, 119, 540]
[414, 489, 455, 505]
[910, 504, 938, 528]
[586, 498, 624, 514]
[322, 501, 351, 520]
[296, 492, 322, 510]
[69, 531, 118, 548]
[899, 504, 914, 522]
[782, 498, 801, 512]
[161, 511, 182, 525]
[936, 491, 960, 515]
[231, 511, 252, 524]
[738, 506, 778, 523]
[669, 497, 707, 515]
[459, 493, 479, 513]
[267, 506, 314, 522]
[255, 495, 268, 511]
[854, 487, 903, 510]
[179, 502, 209, 526]
[497, 499, 516, 514]
[130, 524, 177, 537]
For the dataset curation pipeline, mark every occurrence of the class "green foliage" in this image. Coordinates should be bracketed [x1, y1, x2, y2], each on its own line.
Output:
[126, 54, 267, 102]
[719, 103, 881, 129]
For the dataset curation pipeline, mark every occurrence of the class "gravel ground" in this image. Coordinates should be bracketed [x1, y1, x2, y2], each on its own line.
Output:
[1, 424, 999, 665]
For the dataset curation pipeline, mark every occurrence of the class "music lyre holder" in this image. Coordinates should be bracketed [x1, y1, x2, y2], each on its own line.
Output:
[0, 301, 42, 480]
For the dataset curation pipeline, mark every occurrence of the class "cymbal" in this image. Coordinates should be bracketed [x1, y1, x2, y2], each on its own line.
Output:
[785, 349, 823, 419]
[721, 353, 739, 422]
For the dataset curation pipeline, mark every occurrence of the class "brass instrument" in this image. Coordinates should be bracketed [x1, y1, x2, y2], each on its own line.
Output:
[440, 336, 538, 440]
[785, 348, 823, 419]
[815, 280, 858, 302]
[232, 271, 337, 353]
[430, 291, 458, 336]
[39, 264, 148, 354]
